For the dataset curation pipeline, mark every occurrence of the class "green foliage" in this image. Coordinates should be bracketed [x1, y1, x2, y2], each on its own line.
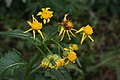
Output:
[0, 0, 120, 80]
[0, 49, 27, 79]
[50, 68, 72, 80]
[0, 29, 42, 46]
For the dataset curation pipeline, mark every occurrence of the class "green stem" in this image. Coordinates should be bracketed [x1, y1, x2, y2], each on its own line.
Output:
[29, 66, 40, 74]
[51, 39, 64, 51]
[36, 46, 46, 56]
[24, 46, 46, 80]
[43, 44, 53, 54]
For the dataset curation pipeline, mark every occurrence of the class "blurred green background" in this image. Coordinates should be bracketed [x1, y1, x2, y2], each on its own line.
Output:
[0, 0, 120, 80]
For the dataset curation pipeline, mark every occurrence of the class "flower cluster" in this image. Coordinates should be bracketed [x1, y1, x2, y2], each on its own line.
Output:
[40, 54, 65, 69]
[58, 14, 94, 44]
[23, 7, 95, 70]
[24, 7, 53, 39]
[24, 7, 94, 44]
[40, 44, 78, 69]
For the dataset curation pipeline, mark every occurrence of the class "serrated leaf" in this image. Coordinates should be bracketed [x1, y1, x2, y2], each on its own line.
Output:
[51, 67, 72, 80]
[0, 49, 27, 78]
[5, 0, 13, 8]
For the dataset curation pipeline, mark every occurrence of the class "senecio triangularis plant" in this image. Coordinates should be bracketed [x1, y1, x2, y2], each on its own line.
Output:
[0, 7, 94, 80]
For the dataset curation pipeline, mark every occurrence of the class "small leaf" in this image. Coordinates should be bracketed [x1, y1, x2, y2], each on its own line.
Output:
[76, 57, 82, 68]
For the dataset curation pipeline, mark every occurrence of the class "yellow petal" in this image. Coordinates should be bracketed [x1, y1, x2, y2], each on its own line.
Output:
[24, 28, 32, 33]
[66, 30, 71, 40]
[27, 21, 32, 26]
[63, 13, 69, 21]
[43, 19, 46, 24]
[88, 35, 94, 42]
[33, 30, 36, 39]
[71, 29, 77, 32]
[65, 60, 69, 65]
[46, 7, 50, 10]
[37, 12, 42, 16]
[38, 30, 44, 39]
[76, 27, 84, 33]
[50, 66, 55, 69]
[59, 26, 64, 36]
[64, 48, 70, 51]
[32, 15, 38, 22]
[42, 8, 45, 11]
[60, 30, 65, 41]
[80, 33, 87, 44]
[47, 18, 50, 23]
[50, 11, 53, 13]
[69, 30, 76, 37]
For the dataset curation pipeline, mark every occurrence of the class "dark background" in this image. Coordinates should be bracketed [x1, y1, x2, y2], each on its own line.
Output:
[0, 0, 120, 80]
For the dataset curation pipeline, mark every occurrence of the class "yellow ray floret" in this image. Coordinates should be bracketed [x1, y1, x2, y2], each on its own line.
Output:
[64, 44, 78, 51]
[55, 59, 65, 69]
[37, 7, 53, 24]
[64, 51, 77, 65]
[67, 52, 77, 63]
[76, 25, 94, 44]
[59, 14, 77, 41]
[24, 15, 44, 39]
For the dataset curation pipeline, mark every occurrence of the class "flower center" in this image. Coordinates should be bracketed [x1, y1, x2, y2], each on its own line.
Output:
[83, 25, 93, 35]
[41, 11, 53, 19]
[68, 52, 77, 62]
[63, 20, 73, 30]
[31, 21, 42, 30]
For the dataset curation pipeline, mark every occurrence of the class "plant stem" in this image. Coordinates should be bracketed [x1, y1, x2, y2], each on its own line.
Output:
[36, 46, 46, 56]
[24, 46, 46, 80]
[51, 39, 64, 51]
[43, 44, 53, 54]
[29, 66, 40, 74]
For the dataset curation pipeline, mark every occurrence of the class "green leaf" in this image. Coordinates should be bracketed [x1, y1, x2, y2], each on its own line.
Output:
[0, 29, 32, 39]
[76, 57, 82, 68]
[0, 49, 27, 78]
[0, 29, 42, 45]
[50, 67, 72, 80]
[35, 75, 48, 80]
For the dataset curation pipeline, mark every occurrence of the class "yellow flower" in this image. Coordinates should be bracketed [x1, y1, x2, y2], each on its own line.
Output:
[64, 51, 77, 65]
[24, 15, 44, 39]
[69, 44, 78, 50]
[67, 52, 77, 63]
[76, 25, 94, 44]
[63, 45, 78, 65]
[59, 14, 77, 41]
[64, 44, 78, 51]
[37, 7, 53, 24]
[40, 58, 52, 69]
[55, 59, 65, 69]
